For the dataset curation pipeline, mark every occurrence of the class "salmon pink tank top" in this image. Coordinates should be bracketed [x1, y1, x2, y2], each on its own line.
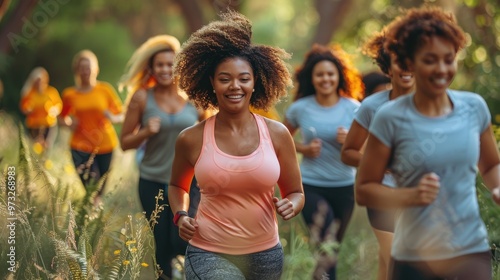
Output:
[191, 113, 281, 254]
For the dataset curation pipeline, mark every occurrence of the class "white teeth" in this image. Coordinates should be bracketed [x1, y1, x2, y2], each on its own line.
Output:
[227, 95, 244, 99]
[433, 78, 447, 85]
[401, 75, 412, 79]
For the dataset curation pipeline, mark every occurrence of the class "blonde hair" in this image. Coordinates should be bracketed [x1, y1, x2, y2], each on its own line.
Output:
[21, 67, 49, 97]
[119, 35, 181, 103]
[72, 49, 99, 87]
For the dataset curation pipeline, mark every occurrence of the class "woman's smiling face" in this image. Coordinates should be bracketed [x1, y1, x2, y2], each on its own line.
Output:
[409, 36, 457, 97]
[211, 57, 255, 112]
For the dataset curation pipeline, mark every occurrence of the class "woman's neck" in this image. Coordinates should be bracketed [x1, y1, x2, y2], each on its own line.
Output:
[315, 92, 339, 107]
[216, 110, 254, 132]
[413, 90, 452, 117]
[389, 85, 413, 100]
[154, 83, 177, 96]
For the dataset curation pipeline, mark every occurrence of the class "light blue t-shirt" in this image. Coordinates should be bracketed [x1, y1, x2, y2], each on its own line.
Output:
[286, 95, 360, 187]
[140, 91, 199, 184]
[370, 90, 491, 261]
[355, 90, 397, 187]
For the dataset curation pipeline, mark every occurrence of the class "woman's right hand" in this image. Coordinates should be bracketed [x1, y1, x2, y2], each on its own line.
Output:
[147, 116, 161, 135]
[178, 216, 199, 241]
[303, 139, 322, 158]
[412, 172, 440, 206]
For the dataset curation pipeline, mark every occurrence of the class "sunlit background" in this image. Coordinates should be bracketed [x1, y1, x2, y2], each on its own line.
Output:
[1, 0, 500, 279]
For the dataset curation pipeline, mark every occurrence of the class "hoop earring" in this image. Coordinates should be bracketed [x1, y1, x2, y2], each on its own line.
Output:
[213, 90, 216, 93]
[252, 89, 255, 92]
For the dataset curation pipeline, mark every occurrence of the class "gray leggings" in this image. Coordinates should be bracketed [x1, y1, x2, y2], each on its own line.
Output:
[184, 243, 284, 280]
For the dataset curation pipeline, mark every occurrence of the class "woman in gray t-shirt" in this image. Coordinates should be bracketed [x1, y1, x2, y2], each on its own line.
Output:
[356, 7, 500, 280]
[119, 35, 207, 279]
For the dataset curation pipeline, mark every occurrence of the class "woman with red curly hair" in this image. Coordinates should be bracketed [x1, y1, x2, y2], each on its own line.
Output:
[356, 6, 500, 279]
[283, 44, 363, 280]
[341, 21, 415, 280]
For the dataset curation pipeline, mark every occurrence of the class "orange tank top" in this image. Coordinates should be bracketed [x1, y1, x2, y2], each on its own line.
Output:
[191, 113, 281, 254]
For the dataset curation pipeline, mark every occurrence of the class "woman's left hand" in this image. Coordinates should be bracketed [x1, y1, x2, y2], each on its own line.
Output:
[273, 197, 296, 221]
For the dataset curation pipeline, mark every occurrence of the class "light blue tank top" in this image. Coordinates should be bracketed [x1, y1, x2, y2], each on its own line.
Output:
[355, 90, 397, 187]
[370, 90, 491, 261]
[285, 95, 360, 187]
[140, 90, 199, 184]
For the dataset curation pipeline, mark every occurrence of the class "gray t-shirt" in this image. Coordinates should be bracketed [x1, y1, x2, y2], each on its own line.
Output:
[285, 95, 360, 187]
[370, 90, 491, 261]
[140, 90, 199, 184]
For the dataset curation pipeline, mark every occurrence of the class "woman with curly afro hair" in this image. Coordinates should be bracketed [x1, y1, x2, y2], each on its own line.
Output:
[356, 6, 500, 280]
[341, 19, 415, 280]
[283, 43, 363, 280]
[168, 11, 304, 280]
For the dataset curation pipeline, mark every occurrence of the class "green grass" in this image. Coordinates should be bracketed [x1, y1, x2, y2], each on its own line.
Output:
[0, 112, 499, 279]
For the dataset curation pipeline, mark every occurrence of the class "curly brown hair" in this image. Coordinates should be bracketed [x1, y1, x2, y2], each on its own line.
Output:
[174, 11, 293, 110]
[385, 6, 467, 71]
[362, 30, 391, 75]
[294, 44, 364, 101]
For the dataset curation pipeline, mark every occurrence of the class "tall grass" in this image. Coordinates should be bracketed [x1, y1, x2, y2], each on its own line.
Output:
[1, 111, 499, 280]
[0, 113, 158, 279]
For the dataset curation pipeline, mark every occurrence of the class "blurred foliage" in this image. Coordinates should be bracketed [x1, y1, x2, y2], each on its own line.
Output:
[1, 0, 499, 123]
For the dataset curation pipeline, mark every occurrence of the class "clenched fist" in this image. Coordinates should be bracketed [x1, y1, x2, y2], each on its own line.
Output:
[336, 127, 348, 144]
[412, 172, 440, 206]
[147, 116, 161, 135]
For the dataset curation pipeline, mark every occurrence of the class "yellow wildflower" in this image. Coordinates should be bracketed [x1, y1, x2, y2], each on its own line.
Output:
[125, 240, 137, 246]
[141, 262, 149, 267]
[33, 143, 44, 154]
[495, 114, 500, 124]
[44, 160, 53, 170]
[123, 260, 130, 265]
[64, 164, 74, 174]
[114, 250, 121, 255]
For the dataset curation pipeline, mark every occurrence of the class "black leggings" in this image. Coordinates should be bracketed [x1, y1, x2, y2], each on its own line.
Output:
[70, 149, 113, 194]
[301, 183, 355, 280]
[138, 177, 201, 278]
[390, 251, 492, 280]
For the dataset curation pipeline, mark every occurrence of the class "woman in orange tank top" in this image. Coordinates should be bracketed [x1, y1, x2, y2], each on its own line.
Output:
[168, 11, 305, 280]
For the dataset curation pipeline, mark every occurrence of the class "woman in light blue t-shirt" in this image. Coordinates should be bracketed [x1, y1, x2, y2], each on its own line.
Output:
[356, 7, 500, 280]
[341, 24, 415, 280]
[284, 44, 363, 280]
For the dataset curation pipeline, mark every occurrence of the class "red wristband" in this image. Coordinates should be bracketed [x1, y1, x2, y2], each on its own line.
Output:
[173, 211, 189, 226]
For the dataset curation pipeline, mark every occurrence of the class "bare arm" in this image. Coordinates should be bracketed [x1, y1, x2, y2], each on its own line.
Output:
[341, 120, 368, 167]
[356, 133, 440, 209]
[168, 124, 204, 240]
[477, 125, 500, 204]
[268, 120, 305, 220]
[120, 90, 158, 151]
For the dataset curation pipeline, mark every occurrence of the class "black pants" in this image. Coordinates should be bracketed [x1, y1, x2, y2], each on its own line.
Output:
[390, 251, 492, 280]
[138, 177, 201, 278]
[70, 149, 113, 195]
[301, 183, 355, 280]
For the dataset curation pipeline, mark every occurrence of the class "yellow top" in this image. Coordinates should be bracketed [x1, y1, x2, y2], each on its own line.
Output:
[20, 86, 62, 128]
[61, 82, 123, 154]
[250, 106, 281, 121]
